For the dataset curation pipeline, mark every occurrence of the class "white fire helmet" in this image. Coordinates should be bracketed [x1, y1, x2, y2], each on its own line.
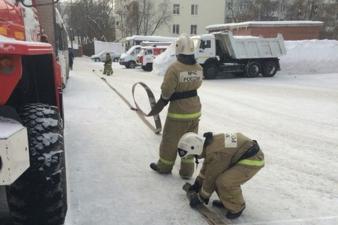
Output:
[178, 132, 205, 158]
[175, 34, 195, 55]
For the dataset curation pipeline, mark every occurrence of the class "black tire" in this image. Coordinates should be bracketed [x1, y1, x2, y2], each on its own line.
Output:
[203, 62, 218, 80]
[129, 61, 136, 69]
[144, 63, 152, 72]
[6, 103, 67, 225]
[245, 61, 261, 77]
[262, 60, 278, 77]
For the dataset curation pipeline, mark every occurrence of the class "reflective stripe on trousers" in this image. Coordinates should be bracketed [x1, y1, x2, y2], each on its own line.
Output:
[159, 157, 175, 166]
[238, 159, 265, 167]
[167, 112, 201, 119]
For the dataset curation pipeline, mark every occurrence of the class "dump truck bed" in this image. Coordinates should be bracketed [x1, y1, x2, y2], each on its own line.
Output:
[215, 32, 287, 59]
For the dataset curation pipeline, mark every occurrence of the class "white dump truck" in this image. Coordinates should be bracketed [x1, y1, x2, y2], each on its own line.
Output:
[192, 32, 287, 79]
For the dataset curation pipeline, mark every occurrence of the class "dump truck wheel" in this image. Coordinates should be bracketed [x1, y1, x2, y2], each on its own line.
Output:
[245, 61, 261, 77]
[6, 103, 67, 225]
[144, 63, 152, 72]
[262, 60, 278, 77]
[203, 62, 218, 79]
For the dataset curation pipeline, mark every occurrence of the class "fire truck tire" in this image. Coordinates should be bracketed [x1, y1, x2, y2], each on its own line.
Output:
[6, 103, 67, 225]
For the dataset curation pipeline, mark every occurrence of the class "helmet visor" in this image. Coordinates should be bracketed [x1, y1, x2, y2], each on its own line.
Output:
[178, 148, 188, 158]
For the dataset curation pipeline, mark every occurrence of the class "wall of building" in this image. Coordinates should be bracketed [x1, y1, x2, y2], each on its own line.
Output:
[154, 0, 225, 37]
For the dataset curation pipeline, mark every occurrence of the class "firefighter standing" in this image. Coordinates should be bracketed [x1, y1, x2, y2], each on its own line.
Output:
[177, 132, 265, 219]
[149, 34, 203, 179]
[103, 53, 113, 75]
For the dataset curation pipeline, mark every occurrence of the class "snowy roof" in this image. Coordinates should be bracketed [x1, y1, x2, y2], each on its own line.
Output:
[126, 35, 177, 42]
[0, 35, 50, 47]
[206, 21, 324, 31]
[191, 34, 215, 39]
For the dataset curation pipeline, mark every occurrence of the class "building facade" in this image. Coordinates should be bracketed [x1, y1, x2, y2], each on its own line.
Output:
[154, 0, 225, 37]
[113, 0, 225, 39]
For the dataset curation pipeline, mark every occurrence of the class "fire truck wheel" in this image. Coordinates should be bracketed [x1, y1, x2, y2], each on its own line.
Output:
[6, 103, 67, 225]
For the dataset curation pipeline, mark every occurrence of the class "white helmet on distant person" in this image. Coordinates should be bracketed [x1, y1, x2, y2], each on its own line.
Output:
[178, 132, 205, 158]
[175, 34, 195, 55]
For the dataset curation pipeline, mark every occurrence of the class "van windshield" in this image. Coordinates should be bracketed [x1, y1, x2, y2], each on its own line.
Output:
[126, 46, 137, 54]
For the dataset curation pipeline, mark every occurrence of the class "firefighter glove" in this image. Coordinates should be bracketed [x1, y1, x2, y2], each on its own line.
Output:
[147, 96, 169, 116]
[188, 177, 203, 193]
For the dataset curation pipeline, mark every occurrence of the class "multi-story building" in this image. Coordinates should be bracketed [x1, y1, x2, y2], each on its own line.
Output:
[154, 0, 225, 37]
[113, 0, 225, 39]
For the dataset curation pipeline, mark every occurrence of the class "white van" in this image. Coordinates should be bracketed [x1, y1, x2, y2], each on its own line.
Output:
[119, 45, 142, 68]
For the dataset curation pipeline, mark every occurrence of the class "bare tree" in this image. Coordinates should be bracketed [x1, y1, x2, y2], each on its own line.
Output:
[115, 0, 171, 38]
[62, 0, 116, 42]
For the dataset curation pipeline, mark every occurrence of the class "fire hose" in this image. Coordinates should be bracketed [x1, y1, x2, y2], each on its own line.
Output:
[95, 72, 162, 134]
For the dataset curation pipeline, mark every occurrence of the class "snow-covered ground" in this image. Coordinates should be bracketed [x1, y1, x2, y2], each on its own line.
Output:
[63, 57, 338, 225]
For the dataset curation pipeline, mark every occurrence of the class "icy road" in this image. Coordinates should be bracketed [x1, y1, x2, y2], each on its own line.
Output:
[64, 57, 338, 225]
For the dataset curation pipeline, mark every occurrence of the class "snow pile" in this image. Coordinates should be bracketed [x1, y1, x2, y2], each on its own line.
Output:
[206, 21, 323, 31]
[0, 117, 24, 139]
[152, 43, 176, 76]
[153, 39, 338, 76]
[21, 1, 40, 42]
[280, 40, 338, 74]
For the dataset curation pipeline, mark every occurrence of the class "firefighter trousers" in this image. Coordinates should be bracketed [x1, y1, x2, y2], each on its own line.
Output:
[156, 117, 199, 178]
[215, 164, 263, 213]
[103, 63, 113, 75]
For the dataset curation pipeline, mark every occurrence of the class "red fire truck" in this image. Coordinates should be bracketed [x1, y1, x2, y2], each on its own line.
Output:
[0, 0, 67, 224]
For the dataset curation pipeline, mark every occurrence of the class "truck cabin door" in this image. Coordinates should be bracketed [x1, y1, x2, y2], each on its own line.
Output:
[199, 39, 213, 57]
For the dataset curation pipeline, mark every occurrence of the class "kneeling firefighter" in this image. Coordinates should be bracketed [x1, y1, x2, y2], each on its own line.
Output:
[178, 132, 265, 219]
[149, 34, 203, 179]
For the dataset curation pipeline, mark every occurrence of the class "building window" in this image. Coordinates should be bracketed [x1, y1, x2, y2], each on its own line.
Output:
[227, 2, 232, 10]
[173, 4, 180, 15]
[191, 4, 198, 15]
[173, 24, 180, 34]
[191, 25, 197, 35]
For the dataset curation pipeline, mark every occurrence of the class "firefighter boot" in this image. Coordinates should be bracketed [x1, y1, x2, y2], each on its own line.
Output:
[149, 162, 172, 174]
[226, 206, 245, 219]
[212, 200, 225, 208]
